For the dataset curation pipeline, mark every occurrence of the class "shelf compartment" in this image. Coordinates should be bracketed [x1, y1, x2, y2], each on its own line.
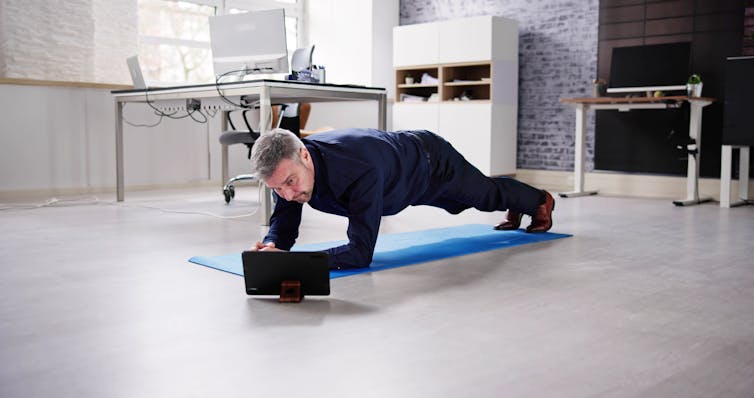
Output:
[444, 80, 490, 86]
[397, 83, 439, 88]
[395, 66, 441, 102]
[441, 62, 491, 101]
[444, 84, 491, 102]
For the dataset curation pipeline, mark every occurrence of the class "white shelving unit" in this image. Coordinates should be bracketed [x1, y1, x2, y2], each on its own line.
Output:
[392, 15, 519, 176]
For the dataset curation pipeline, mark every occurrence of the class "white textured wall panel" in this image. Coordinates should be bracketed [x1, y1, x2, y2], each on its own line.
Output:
[0, 0, 136, 84]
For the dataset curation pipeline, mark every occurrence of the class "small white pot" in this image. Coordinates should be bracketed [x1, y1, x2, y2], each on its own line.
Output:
[687, 82, 703, 97]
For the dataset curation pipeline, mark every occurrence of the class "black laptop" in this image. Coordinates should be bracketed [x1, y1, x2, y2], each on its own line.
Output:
[241, 251, 330, 299]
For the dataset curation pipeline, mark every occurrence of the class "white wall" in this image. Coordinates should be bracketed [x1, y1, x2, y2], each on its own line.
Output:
[0, 84, 215, 194]
[305, 0, 398, 94]
[304, 0, 398, 133]
[0, 85, 96, 190]
[306, 0, 371, 86]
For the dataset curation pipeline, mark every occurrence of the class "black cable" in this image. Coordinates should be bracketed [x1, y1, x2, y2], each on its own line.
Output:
[125, 87, 213, 128]
[242, 109, 255, 132]
[122, 103, 165, 127]
[187, 108, 208, 124]
[134, 72, 288, 129]
[144, 87, 184, 118]
[142, 86, 210, 124]
[214, 69, 258, 109]
[227, 112, 237, 130]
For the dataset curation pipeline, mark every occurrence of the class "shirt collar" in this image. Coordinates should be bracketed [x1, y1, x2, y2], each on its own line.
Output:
[305, 141, 325, 199]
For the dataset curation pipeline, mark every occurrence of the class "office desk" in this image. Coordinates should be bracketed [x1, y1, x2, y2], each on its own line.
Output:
[112, 79, 387, 223]
[560, 96, 715, 206]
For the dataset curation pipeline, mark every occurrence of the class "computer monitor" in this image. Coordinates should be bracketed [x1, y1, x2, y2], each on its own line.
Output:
[209, 9, 289, 80]
[723, 56, 754, 146]
[607, 42, 691, 94]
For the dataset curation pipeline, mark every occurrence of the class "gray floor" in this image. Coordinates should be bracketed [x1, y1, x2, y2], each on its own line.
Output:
[1, 186, 753, 397]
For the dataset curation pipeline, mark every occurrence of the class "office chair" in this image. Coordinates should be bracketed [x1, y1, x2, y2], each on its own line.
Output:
[220, 105, 295, 204]
[290, 45, 315, 79]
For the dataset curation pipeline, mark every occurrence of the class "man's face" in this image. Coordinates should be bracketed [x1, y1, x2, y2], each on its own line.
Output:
[263, 147, 315, 203]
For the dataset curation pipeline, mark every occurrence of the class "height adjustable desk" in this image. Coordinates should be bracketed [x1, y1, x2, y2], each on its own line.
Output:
[560, 96, 715, 206]
[112, 79, 387, 224]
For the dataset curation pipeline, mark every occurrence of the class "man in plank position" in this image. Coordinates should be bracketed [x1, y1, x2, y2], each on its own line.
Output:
[249, 128, 554, 270]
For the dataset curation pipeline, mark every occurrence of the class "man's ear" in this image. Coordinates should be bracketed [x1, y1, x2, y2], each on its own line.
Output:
[300, 146, 309, 161]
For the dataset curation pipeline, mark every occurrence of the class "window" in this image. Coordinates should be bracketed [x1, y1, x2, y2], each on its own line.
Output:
[137, 0, 303, 84]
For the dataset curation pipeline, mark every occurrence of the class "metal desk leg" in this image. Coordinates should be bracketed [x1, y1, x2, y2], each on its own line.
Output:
[259, 86, 273, 227]
[559, 103, 598, 198]
[378, 93, 387, 131]
[115, 101, 125, 202]
[740, 147, 750, 204]
[721, 145, 733, 208]
[220, 111, 229, 186]
[673, 100, 712, 206]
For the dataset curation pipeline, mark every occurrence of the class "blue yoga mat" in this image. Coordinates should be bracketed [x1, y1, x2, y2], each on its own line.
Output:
[188, 224, 571, 279]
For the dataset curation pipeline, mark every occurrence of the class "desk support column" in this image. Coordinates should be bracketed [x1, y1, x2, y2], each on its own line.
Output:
[378, 93, 387, 130]
[721, 145, 733, 207]
[740, 147, 750, 203]
[115, 100, 124, 202]
[574, 103, 586, 193]
[721, 145, 751, 208]
[259, 86, 273, 226]
[220, 111, 229, 185]
[559, 103, 597, 198]
[673, 100, 712, 206]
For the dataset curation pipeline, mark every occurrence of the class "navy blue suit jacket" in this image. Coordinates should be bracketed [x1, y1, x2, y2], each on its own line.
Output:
[263, 128, 431, 269]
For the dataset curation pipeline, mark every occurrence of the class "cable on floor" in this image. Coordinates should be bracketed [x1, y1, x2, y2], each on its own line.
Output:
[0, 192, 261, 220]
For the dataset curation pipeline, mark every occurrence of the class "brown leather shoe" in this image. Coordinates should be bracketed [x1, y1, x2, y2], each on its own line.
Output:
[526, 191, 555, 233]
[494, 211, 523, 230]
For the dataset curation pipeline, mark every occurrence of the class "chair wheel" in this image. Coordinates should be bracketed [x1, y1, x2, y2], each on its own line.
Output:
[229, 185, 235, 198]
[223, 188, 232, 204]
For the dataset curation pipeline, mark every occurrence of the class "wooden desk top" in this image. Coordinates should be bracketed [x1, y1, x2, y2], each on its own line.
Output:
[560, 95, 716, 105]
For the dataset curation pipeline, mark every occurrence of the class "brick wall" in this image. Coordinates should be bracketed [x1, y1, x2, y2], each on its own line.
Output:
[400, 0, 599, 171]
[0, 0, 137, 84]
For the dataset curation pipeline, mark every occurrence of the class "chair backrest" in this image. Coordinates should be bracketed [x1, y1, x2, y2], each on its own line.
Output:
[291, 45, 315, 72]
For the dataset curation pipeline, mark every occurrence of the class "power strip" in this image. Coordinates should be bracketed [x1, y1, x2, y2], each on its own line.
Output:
[150, 97, 247, 113]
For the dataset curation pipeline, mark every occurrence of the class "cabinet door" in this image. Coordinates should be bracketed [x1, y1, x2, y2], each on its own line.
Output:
[489, 104, 517, 175]
[438, 103, 492, 175]
[393, 23, 439, 67]
[490, 17, 518, 62]
[438, 16, 492, 64]
[392, 103, 440, 133]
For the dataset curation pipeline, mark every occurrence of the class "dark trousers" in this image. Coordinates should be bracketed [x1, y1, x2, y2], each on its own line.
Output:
[409, 131, 544, 216]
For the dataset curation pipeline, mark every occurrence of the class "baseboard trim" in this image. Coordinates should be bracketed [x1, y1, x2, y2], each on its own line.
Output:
[0, 180, 237, 201]
[515, 169, 753, 201]
[2, 171, 750, 203]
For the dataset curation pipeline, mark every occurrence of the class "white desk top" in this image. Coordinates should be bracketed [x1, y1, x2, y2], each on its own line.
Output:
[111, 79, 386, 103]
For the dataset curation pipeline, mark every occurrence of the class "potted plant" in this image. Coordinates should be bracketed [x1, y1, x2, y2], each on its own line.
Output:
[687, 74, 702, 97]
[593, 78, 607, 97]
